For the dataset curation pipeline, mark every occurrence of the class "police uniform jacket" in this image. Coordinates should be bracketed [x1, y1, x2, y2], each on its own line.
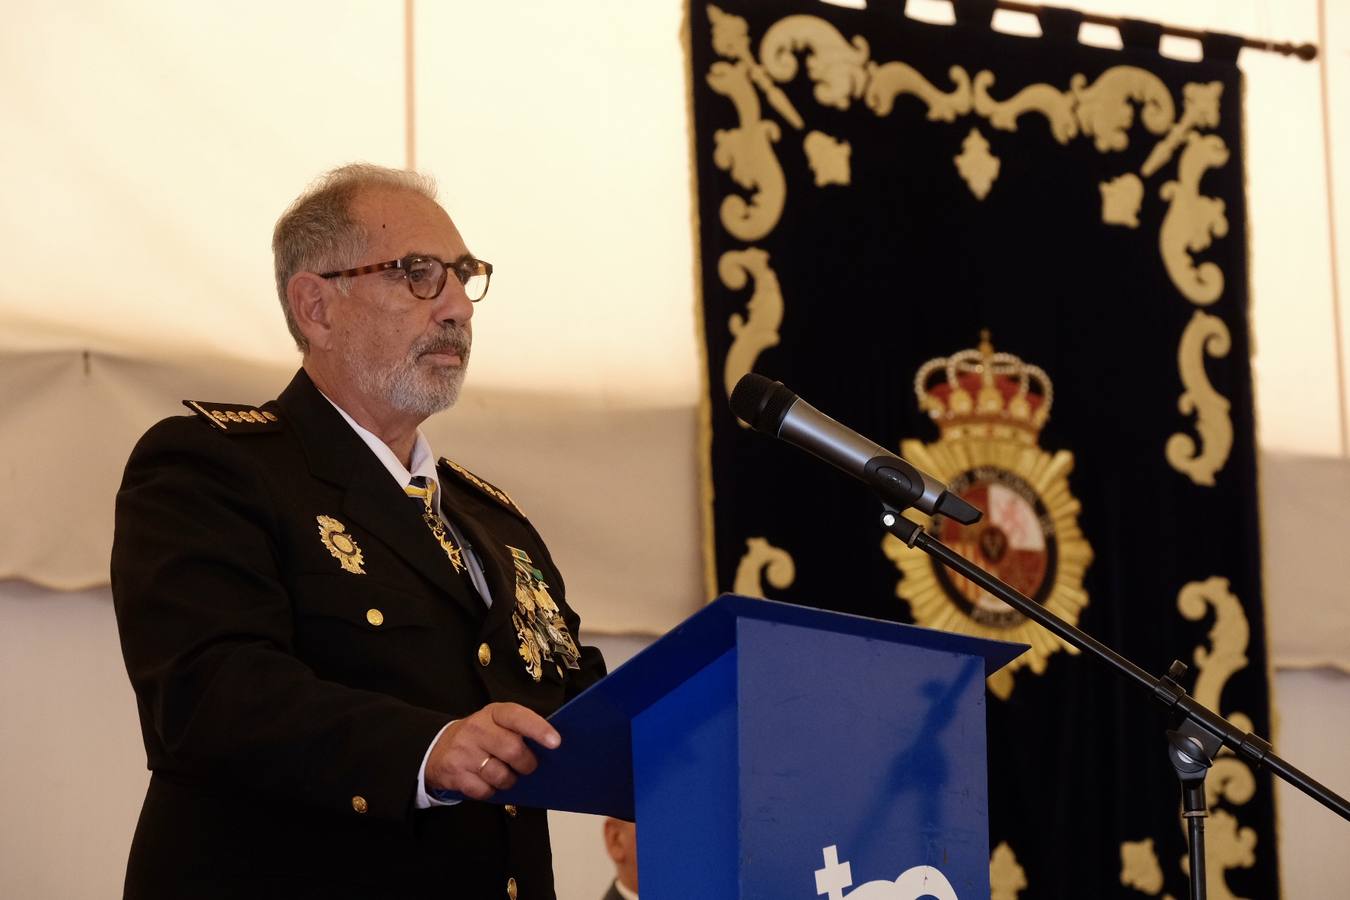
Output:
[111, 368, 606, 899]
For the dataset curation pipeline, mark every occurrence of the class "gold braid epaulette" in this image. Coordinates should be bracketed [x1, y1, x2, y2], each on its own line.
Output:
[438, 458, 523, 516]
[183, 400, 282, 433]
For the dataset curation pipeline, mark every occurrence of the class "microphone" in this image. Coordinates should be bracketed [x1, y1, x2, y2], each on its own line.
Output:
[729, 373, 981, 525]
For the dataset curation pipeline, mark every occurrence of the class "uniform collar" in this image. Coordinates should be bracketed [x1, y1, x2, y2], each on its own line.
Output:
[319, 391, 439, 490]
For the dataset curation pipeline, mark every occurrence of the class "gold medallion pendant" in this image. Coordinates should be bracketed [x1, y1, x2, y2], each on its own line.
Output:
[882, 333, 1093, 699]
[317, 515, 366, 575]
[402, 478, 467, 574]
[507, 546, 582, 682]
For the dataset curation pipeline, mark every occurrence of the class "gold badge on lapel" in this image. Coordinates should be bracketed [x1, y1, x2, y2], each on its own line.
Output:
[507, 546, 581, 682]
[317, 515, 366, 575]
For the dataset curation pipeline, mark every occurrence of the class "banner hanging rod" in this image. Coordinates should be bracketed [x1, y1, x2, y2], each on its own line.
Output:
[996, 1, 1319, 60]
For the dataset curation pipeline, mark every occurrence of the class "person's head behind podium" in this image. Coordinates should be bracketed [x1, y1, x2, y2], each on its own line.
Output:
[603, 817, 638, 897]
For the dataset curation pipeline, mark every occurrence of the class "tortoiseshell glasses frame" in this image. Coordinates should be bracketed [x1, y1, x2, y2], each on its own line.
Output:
[320, 254, 493, 302]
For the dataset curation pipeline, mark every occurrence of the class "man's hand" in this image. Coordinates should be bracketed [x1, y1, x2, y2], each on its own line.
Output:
[425, 703, 562, 800]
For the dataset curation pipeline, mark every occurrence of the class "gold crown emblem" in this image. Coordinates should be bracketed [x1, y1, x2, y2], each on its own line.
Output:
[914, 331, 1053, 444]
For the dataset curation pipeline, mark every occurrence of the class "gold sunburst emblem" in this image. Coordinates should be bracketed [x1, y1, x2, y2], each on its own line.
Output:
[882, 332, 1093, 699]
[317, 515, 366, 575]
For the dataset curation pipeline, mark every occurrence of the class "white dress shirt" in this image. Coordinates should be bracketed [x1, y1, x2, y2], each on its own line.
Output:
[323, 395, 492, 808]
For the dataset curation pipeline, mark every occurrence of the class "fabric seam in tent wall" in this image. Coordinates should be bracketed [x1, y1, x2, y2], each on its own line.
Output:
[1316, 0, 1348, 456]
[405, 0, 417, 171]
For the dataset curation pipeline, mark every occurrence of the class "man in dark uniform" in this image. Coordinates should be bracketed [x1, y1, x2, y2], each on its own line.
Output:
[111, 164, 605, 899]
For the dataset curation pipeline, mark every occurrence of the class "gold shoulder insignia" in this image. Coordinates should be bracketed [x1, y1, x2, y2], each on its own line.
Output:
[438, 458, 523, 516]
[183, 400, 282, 434]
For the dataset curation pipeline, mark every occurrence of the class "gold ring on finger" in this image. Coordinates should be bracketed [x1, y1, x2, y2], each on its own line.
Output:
[478, 755, 493, 773]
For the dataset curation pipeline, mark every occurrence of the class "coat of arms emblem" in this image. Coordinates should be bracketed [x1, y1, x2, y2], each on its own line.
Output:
[883, 333, 1094, 699]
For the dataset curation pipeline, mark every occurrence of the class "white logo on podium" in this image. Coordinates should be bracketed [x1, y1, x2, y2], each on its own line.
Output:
[815, 845, 959, 900]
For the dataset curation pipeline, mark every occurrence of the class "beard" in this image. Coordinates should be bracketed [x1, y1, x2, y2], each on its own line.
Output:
[346, 324, 472, 418]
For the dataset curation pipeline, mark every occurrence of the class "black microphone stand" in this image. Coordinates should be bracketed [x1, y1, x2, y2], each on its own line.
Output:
[880, 505, 1350, 900]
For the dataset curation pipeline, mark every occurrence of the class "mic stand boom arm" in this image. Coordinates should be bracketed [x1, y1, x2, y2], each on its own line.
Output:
[880, 507, 1350, 900]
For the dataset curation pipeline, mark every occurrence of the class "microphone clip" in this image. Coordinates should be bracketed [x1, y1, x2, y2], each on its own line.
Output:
[862, 456, 981, 525]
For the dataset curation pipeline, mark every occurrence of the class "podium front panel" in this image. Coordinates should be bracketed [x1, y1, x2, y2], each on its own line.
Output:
[632, 648, 740, 898]
[737, 617, 990, 899]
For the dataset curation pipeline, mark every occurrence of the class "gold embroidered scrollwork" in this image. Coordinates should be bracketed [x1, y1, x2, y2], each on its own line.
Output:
[706, 8, 877, 237]
[1070, 66, 1175, 153]
[707, 6, 791, 241]
[1120, 839, 1169, 896]
[1143, 82, 1224, 178]
[1178, 577, 1258, 898]
[708, 58, 787, 242]
[709, 5, 803, 128]
[1159, 133, 1230, 305]
[1189, 811, 1257, 900]
[955, 128, 1000, 200]
[990, 842, 1028, 900]
[1177, 577, 1251, 728]
[1120, 578, 1260, 898]
[865, 62, 972, 120]
[1101, 174, 1144, 227]
[1166, 312, 1233, 486]
[720, 248, 785, 406]
[972, 71, 1076, 143]
[733, 537, 796, 597]
[804, 131, 852, 186]
[1177, 576, 1257, 809]
[1077, 78, 1231, 476]
[759, 14, 871, 111]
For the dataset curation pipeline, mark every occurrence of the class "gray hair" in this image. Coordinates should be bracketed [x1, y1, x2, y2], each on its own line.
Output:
[271, 163, 438, 352]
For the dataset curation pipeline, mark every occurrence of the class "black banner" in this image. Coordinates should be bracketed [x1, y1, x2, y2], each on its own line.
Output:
[689, 1, 1277, 896]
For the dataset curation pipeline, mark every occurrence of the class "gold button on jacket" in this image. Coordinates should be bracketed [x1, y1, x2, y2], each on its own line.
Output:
[477, 642, 492, 666]
[365, 608, 384, 626]
[351, 796, 368, 814]
[506, 876, 518, 899]
[504, 804, 518, 817]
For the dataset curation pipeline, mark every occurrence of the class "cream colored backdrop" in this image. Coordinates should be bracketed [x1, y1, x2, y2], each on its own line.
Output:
[1, 1, 1348, 897]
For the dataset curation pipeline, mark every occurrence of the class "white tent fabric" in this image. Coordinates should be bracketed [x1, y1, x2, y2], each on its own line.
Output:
[1259, 452, 1350, 671]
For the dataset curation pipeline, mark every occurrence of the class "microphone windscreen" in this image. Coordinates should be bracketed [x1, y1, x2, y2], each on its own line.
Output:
[730, 373, 797, 435]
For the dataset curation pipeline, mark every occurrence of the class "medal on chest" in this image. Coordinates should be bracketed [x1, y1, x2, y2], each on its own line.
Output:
[507, 546, 582, 682]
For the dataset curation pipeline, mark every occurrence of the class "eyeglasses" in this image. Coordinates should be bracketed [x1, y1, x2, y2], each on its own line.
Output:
[320, 254, 493, 302]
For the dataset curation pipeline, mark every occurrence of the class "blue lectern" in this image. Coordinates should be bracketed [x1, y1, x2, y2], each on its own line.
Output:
[492, 594, 1025, 899]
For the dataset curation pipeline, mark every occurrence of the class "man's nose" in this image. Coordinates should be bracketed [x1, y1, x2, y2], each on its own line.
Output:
[433, 277, 475, 325]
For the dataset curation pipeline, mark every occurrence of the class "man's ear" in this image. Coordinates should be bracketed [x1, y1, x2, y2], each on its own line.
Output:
[602, 818, 625, 864]
[288, 272, 335, 351]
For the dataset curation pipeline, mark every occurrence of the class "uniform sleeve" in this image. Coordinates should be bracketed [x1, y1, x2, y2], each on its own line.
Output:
[110, 418, 450, 823]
